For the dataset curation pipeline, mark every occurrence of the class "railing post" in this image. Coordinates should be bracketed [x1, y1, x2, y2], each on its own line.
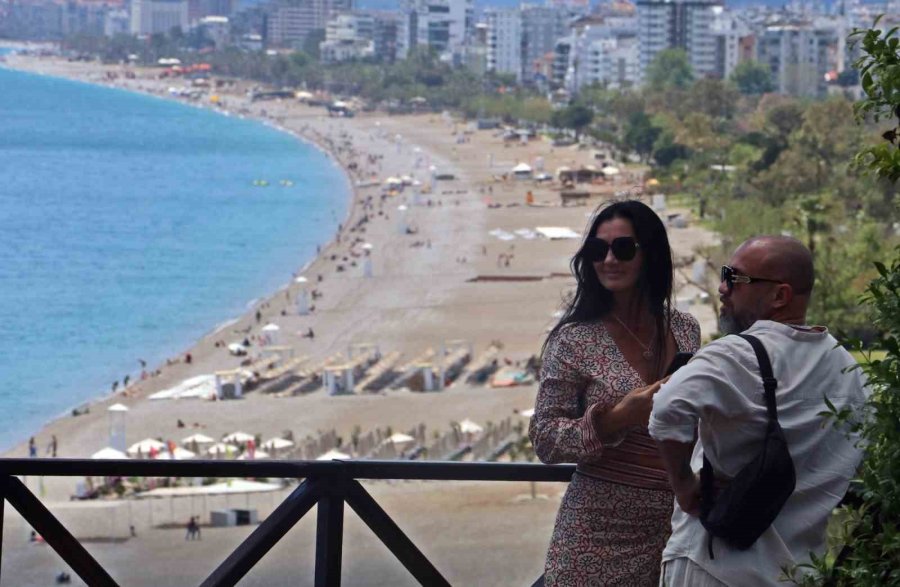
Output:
[314, 469, 346, 587]
[0, 475, 7, 585]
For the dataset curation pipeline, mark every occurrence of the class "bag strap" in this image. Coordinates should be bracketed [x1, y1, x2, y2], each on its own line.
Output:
[701, 333, 780, 559]
[736, 334, 779, 421]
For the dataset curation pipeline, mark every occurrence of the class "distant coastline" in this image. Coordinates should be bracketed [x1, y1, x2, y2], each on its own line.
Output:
[0, 59, 355, 452]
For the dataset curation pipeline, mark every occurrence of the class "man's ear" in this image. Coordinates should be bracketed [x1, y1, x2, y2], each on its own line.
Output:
[772, 283, 793, 309]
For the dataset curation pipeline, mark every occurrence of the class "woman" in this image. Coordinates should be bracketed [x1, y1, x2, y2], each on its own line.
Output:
[529, 200, 700, 586]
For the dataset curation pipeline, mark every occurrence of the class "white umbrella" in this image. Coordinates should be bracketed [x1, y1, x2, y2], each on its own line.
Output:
[316, 449, 351, 461]
[207, 443, 237, 456]
[127, 438, 166, 455]
[91, 447, 129, 460]
[261, 323, 280, 332]
[294, 276, 309, 283]
[262, 438, 295, 450]
[223, 431, 255, 443]
[520, 408, 535, 418]
[384, 433, 415, 445]
[459, 419, 483, 434]
[182, 433, 215, 445]
[237, 450, 271, 460]
[384, 176, 402, 185]
[154, 446, 196, 460]
[601, 165, 620, 175]
[107, 403, 129, 412]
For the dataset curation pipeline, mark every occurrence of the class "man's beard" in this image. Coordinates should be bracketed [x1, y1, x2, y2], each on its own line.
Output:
[718, 310, 750, 335]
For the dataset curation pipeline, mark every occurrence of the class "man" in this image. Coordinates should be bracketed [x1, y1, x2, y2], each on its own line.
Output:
[649, 236, 868, 586]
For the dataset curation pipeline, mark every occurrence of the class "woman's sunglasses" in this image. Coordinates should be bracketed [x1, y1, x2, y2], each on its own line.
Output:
[581, 237, 640, 262]
[720, 265, 782, 291]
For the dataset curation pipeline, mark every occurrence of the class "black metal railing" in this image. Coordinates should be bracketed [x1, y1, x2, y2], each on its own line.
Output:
[0, 458, 575, 586]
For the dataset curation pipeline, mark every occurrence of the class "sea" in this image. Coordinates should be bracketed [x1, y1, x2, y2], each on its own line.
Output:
[0, 59, 349, 452]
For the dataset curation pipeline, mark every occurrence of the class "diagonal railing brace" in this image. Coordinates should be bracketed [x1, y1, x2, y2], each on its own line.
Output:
[346, 480, 450, 587]
[4, 475, 118, 587]
[200, 478, 323, 587]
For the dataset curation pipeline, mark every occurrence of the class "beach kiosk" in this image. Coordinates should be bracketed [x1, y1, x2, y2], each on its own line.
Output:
[511, 162, 533, 180]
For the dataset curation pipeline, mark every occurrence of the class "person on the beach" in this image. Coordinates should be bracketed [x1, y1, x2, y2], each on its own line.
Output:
[29, 437, 37, 458]
[529, 200, 700, 585]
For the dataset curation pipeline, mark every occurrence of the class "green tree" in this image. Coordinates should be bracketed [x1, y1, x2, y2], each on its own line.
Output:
[623, 111, 661, 162]
[645, 49, 694, 91]
[730, 60, 775, 95]
[850, 18, 900, 182]
[551, 104, 594, 140]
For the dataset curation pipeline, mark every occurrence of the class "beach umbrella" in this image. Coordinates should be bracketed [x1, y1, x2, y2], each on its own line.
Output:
[294, 276, 309, 283]
[602, 166, 620, 175]
[153, 447, 196, 460]
[261, 323, 280, 333]
[316, 449, 351, 461]
[520, 408, 535, 418]
[458, 419, 483, 434]
[262, 438, 295, 450]
[237, 450, 271, 460]
[182, 433, 215, 445]
[223, 431, 255, 444]
[91, 447, 129, 460]
[127, 438, 166, 456]
[360, 243, 374, 250]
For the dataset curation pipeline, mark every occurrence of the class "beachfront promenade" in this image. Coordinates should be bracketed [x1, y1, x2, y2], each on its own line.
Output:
[0, 458, 575, 586]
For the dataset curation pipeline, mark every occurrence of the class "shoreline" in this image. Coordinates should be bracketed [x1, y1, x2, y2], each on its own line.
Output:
[0, 56, 362, 452]
[0, 59, 359, 455]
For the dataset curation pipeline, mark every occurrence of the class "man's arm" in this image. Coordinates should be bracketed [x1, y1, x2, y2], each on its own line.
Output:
[657, 439, 701, 516]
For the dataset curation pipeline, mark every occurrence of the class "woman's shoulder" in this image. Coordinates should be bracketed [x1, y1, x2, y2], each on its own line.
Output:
[669, 308, 702, 347]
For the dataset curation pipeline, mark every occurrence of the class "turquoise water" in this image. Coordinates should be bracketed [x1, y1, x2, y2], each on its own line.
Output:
[0, 65, 347, 451]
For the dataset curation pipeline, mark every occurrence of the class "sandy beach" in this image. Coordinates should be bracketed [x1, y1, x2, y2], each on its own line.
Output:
[1, 53, 719, 585]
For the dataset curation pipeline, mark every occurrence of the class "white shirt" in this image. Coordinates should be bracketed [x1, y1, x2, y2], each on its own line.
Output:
[648, 320, 868, 586]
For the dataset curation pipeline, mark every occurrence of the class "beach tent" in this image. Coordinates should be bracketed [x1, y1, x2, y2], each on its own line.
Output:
[153, 446, 196, 460]
[237, 450, 271, 460]
[127, 438, 166, 456]
[137, 479, 283, 498]
[511, 162, 533, 180]
[262, 438, 295, 450]
[458, 419, 484, 434]
[223, 431, 255, 444]
[228, 343, 249, 356]
[535, 226, 580, 240]
[261, 323, 281, 345]
[91, 447, 129, 460]
[182, 433, 215, 445]
[316, 449, 351, 461]
[148, 374, 216, 400]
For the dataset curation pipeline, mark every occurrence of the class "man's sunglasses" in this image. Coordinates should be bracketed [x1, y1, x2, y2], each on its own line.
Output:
[582, 237, 641, 262]
[720, 265, 782, 290]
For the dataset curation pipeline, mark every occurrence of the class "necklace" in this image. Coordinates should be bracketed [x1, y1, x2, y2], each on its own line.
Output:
[612, 314, 655, 359]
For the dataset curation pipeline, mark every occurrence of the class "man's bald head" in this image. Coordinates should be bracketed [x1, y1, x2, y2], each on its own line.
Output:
[735, 236, 814, 296]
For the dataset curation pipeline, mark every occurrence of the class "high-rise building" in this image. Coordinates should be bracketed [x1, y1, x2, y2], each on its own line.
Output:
[266, 0, 352, 48]
[130, 0, 189, 35]
[486, 8, 522, 81]
[758, 20, 838, 97]
[636, 0, 721, 82]
[711, 7, 756, 79]
[319, 13, 375, 62]
[561, 15, 639, 92]
[521, 5, 570, 84]
[396, 0, 474, 61]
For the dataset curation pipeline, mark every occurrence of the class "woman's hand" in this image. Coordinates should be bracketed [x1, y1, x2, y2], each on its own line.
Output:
[593, 376, 671, 437]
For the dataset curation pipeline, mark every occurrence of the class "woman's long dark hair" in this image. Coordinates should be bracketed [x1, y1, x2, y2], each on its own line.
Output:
[543, 200, 674, 375]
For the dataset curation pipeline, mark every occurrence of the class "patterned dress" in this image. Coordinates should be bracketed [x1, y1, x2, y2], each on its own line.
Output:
[529, 310, 701, 586]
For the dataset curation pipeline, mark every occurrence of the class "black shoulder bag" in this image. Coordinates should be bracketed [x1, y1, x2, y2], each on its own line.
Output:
[699, 333, 796, 558]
